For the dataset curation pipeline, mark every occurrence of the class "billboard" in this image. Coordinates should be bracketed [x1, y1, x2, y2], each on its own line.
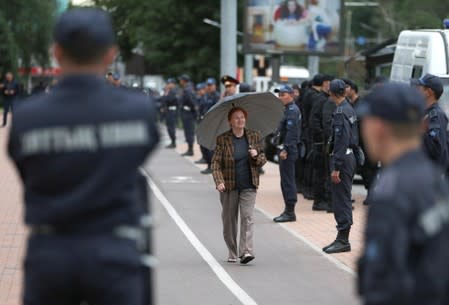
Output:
[244, 0, 343, 55]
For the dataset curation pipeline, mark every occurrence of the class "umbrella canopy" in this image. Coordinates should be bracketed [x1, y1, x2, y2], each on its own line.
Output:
[197, 92, 284, 150]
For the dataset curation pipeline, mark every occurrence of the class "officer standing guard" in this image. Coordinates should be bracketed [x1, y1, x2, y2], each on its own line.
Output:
[179, 74, 197, 156]
[220, 75, 239, 97]
[323, 79, 358, 253]
[1, 72, 19, 127]
[161, 78, 179, 148]
[273, 85, 302, 223]
[357, 83, 449, 305]
[414, 74, 449, 175]
[7, 8, 159, 305]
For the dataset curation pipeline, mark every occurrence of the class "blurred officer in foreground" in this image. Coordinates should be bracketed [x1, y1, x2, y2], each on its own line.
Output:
[414, 74, 449, 175]
[273, 85, 301, 222]
[7, 8, 159, 305]
[323, 79, 358, 253]
[179, 74, 197, 156]
[357, 83, 449, 305]
[161, 78, 178, 148]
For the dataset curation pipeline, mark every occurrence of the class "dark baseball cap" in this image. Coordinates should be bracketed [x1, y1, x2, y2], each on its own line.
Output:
[274, 85, 294, 94]
[206, 78, 216, 85]
[357, 82, 425, 123]
[112, 72, 120, 80]
[417, 73, 444, 98]
[329, 79, 346, 95]
[54, 8, 116, 47]
[196, 83, 206, 90]
[178, 74, 191, 81]
[166, 78, 176, 84]
[312, 73, 324, 86]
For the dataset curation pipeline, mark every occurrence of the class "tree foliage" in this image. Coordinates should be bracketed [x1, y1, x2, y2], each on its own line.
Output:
[0, 0, 57, 74]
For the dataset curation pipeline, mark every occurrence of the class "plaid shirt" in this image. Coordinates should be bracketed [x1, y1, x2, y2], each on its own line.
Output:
[212, 129, 267, 191]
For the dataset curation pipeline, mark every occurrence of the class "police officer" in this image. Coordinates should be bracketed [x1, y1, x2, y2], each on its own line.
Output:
[161, 78, 178, 148]
[1, 72, 19, 127]
[309, 74, 333, 211]
[414, 73, 449, 175]
[179, 74, 197, 156]
[196, 82, 213, 173]
[357, 83, 449, 305]
[7, 8, 159, 305]
[323, 79, 358, 253]
[273, 85, 302, 223]
[220, 75, 239, 97]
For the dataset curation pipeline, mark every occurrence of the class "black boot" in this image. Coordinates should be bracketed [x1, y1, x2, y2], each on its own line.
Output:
[273, 205, 296, 222]
[323, 229, 351, 254]
[165, 141, 176, 149]
[201, 165, 213, 174]
[312, 201, 329, 211]
[181, 144, 194, 156]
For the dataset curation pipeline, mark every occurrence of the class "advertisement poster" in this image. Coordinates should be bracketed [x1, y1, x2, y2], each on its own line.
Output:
[244, 0, 343, 55]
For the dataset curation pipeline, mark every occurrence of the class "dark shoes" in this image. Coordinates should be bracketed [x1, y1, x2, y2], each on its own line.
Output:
[165, 143, 176, 149]
[240, 253, 255, 264]
[195, 158, 207, 164]
[181, 150, 194, 156]
[201, 167, 212, 174]
[323, 239, 351, 254]
[273, 212, 296, 223]
[312, 201, 329, 211]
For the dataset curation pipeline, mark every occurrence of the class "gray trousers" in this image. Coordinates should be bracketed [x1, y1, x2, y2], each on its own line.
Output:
[219, 189, 256, 260]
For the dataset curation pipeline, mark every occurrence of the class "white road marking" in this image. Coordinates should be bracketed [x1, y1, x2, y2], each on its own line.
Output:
[140, 169, 259, 305]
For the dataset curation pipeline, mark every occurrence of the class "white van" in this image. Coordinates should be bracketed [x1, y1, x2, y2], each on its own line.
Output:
[390, 29, 449, 114]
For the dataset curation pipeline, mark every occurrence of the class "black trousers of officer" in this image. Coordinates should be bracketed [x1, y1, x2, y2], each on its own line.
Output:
[24, 234, 143, 305]
[200, 145, 214, 164]
[324, 153, 332, 204]
[295, 155, 305, 192]
[331, 153, 356, 231]
[312, 148, 326, 203]
[181, 110, 195, 145]
[2, 98, 13, 126]
[279, 150, 298, 207]
[165, 109, 178, 143]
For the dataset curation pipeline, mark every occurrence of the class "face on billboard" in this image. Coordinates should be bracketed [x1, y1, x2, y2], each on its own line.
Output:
[244, 0, 343, 55]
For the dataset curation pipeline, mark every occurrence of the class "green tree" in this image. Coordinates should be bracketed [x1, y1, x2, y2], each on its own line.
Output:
[0, 0, 57, 73]
[0, 11, 18, 76]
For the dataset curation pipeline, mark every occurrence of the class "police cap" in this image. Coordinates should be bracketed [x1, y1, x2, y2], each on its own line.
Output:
[274, 85, 294, 94]
[196, 83, 206, 90]
[417, 73, 444, 99]
[329, 79, 346, 95]
[178, 74, 191, 82]
[166, 78, 176, 84]
[54, 8, 116, 48]
[112, 72, 120, 80]
[357, 82, 425, 123]
[220, 75, 239, 86]
[312, 73, 324, 86]
[206, 78, 216, 85]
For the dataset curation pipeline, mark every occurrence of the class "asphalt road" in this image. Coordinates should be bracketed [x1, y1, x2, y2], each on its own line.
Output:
[142, 135, 361, 305]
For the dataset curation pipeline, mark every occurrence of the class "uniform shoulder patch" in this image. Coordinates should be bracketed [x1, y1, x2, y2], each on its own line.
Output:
[336, 107, 343, 114]
[429, 109, 438, 119]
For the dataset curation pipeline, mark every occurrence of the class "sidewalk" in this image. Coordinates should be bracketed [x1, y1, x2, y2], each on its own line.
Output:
[175, 140, 368, 271]
[0, 125, 26, 305]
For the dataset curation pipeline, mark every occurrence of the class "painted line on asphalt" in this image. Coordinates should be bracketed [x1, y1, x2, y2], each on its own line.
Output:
[141, 169, 259, 305]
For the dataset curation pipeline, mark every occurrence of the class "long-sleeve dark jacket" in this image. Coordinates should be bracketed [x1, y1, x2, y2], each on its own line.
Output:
[423, 103, 449, 172]
[309, 90, 329, 144]
[278, 101, 302, 154]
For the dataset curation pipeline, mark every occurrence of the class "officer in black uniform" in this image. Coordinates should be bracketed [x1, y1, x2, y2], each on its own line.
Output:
[7, 8, 159, 305]
[196, 82, 213, 174]
[323, 79, 358, 253]
[179, 74, 197, 156]
[161, 77, 179, 148]
[322, 90, 337, 212]
[414, 73, 449, 175]
[273, 85, 302, 222]
[1, 72, 19, 127]
[357, 83, 449, 305]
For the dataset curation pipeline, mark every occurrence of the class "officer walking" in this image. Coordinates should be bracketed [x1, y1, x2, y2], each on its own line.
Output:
[323, 79, 358, 253]
[7, 8, 159, 305]
[1, 72, 19, 127]
[273, 85, 302, 223]
[179, 74, 197, 156]
[161, 78, 179, 148]
[357, 83, 449, 305]
[414, 73, 449, 175]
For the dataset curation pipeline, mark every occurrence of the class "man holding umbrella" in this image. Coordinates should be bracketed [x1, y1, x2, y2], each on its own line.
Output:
[273, 85, 302, 223]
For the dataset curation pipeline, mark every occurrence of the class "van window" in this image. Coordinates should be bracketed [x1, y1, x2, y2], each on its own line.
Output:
[440, 78, 449, 117]
[412, 65, 423, 79]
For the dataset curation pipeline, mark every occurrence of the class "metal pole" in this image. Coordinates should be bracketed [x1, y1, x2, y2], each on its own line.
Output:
[308, 56, 319, 77]
[244, 54, 253, 85]
[271, 55, 281, 83]
[220, 0, 237, 81]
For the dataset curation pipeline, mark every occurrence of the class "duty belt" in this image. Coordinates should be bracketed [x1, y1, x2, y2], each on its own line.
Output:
[168, 106, 177, 111]
[182, 105, 192, 111]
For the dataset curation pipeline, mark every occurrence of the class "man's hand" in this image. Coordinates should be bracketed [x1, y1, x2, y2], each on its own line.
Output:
[217, 183, 226, 192]
[279, 150, 288, 160]
[331, 170, 341, 184]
